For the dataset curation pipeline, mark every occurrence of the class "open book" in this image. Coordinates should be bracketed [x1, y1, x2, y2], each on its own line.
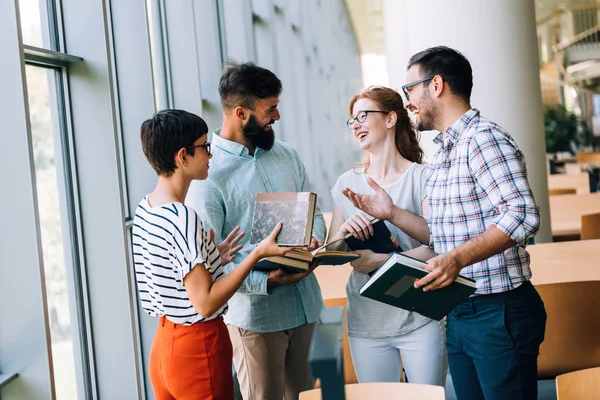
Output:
[255, 239, 360, 273]
[359, 252, 477, 320]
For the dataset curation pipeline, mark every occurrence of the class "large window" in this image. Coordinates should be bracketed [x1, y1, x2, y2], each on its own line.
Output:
[26, 64, 79, 399]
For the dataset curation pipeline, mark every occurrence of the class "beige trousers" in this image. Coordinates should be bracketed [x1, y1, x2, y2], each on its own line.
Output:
[227, 323, 315, 400]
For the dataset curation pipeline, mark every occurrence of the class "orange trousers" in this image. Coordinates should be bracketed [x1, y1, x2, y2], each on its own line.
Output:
[149, 316, 234, 400]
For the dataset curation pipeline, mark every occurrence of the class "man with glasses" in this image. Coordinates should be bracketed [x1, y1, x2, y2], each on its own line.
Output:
[186, 60, 326, 400]
[343, 46, 545, 400]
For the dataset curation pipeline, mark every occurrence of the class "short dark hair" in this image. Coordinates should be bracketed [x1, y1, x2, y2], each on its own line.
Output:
[140, 109, 208, 176]
[218, 60, 282, 110]
[407, 46, 473, 103]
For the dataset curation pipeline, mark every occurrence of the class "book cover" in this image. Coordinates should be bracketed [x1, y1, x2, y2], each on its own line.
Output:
[255, 248, 360, 273]
[255, 256, 309, 273]
[344, 219, 402, 253]
[359, 253, 477, 321]
[250, 192, 317, 247]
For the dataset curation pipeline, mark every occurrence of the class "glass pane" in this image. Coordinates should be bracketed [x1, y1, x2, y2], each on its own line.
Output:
[19, 0, 44, 47]
[25, 64, 78, 399]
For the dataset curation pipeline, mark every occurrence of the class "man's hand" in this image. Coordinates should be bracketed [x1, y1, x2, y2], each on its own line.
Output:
[211, 226, 245, 266]
[350, 249, 385, 275]
[415, 252, 463, 292]
[342, 177, 396, 221]
[267, 263, 318, 289]
[306, 238, 323, 252]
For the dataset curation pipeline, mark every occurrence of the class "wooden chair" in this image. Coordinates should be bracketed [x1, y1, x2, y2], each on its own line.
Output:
[549, 188, 577, 196]
[300, 383, 445, 400]
[581, 213, 600, 240]
[536, 281, 600, 379]
[556, 366, 600, 399]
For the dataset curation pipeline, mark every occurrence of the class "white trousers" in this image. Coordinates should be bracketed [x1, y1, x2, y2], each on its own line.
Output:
[348, 320, 448, 386]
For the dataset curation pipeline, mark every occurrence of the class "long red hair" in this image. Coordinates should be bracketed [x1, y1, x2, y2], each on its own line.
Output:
[349, 86, 423, 168]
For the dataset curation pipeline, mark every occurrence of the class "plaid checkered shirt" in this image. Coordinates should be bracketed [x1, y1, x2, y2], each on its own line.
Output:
[186, 130, 325, 333]
[426, 109, 540, 295]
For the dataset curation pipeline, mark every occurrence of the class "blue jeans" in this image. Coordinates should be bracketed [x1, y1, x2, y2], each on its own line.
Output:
[446, 281, 546, 400]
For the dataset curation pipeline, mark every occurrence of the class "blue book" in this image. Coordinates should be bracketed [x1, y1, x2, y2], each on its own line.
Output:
[359, 252, 477, 320]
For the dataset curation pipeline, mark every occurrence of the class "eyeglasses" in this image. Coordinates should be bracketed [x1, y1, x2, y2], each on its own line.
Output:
[188, 142, 211, 156]
[401, 77, 434, 101]
[346, 110, 388, 128]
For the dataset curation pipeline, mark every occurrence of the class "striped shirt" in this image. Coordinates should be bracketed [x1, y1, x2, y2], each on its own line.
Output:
[132, 197, 225, 325]
[331, 163, 434, 338]
[427, 108, 540, 295]
[186, 130, 326, 333]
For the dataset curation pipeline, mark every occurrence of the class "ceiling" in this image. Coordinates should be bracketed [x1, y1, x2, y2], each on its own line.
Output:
[344, 0, 597, 55]
[344, 0, 385, 54]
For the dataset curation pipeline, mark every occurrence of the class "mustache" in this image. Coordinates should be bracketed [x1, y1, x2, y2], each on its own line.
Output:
[264, 119, 275, 127]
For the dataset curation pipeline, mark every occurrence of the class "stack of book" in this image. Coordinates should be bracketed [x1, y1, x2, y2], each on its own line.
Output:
[250, 192, 359, 272]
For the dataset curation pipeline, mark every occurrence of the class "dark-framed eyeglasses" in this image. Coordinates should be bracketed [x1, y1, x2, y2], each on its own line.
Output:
[346, 110, 388, 128]
[401, 76, 434, 101]
[188, 142, 211, 156]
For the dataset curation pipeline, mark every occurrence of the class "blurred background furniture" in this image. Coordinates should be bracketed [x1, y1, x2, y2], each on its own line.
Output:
[555, 366, 600, 400]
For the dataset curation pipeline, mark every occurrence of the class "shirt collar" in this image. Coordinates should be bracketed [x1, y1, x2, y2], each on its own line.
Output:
[212, 128, 251, 156]
[433, 108, 480, 148]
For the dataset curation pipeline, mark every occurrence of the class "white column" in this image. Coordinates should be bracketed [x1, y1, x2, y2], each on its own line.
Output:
[384, 0, 552, 243]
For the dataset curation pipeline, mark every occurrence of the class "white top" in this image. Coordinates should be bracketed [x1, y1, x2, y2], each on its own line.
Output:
[331, 163, 434, 338]
[132, 196, 225, 325]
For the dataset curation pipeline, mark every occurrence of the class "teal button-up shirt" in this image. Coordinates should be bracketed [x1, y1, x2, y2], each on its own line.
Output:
[186, 129, 326, 333]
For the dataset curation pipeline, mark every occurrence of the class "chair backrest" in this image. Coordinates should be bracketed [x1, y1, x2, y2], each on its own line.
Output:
[581, 213, 600, 240]
[556, 366, 600, 400]
[549, 188, 577, 196]
[537, 281, 600, 379]
[300, 383, 445, 400]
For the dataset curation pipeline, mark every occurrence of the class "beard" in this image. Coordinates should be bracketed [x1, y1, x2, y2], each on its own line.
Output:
[243, 114, 275, 150]
[415, 91, 438, 132]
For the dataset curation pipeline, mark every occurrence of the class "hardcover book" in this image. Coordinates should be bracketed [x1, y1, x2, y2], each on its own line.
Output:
[255, 247, 360, 273]
[359, 252, 477, 321]
[344, 219, 402, 253]
[250, 192, 317, 247]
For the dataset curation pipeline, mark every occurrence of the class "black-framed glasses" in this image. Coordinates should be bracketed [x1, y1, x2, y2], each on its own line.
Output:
[188, 142, 211, 156]
[346, 110, 388, 128]
[401, 77, 434, 101]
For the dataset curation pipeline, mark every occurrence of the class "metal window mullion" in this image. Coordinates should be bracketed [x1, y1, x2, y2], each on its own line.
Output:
[55, 66, 99, 400]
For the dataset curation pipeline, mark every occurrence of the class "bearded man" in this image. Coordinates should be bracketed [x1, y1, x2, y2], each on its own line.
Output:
[186, 60, 325, 400]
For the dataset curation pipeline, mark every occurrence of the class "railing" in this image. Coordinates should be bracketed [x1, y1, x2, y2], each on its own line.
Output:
[537, 3, 600, 128]
[537, 3, 600, 85]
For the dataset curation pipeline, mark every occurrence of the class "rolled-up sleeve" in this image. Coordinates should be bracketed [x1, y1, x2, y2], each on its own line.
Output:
[468, 130, 540, 245]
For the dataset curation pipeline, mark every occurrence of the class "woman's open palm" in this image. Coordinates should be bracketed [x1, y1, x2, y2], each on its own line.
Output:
[211, 226, 245, 265]
[342, 177, 394, 220]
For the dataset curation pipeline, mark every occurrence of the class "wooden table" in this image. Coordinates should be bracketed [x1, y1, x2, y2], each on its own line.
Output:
[528, 239, 600, 285]
[550, 193, 600, 237]
[316, 240, 600, 296]
[547, 173, 590, 195]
